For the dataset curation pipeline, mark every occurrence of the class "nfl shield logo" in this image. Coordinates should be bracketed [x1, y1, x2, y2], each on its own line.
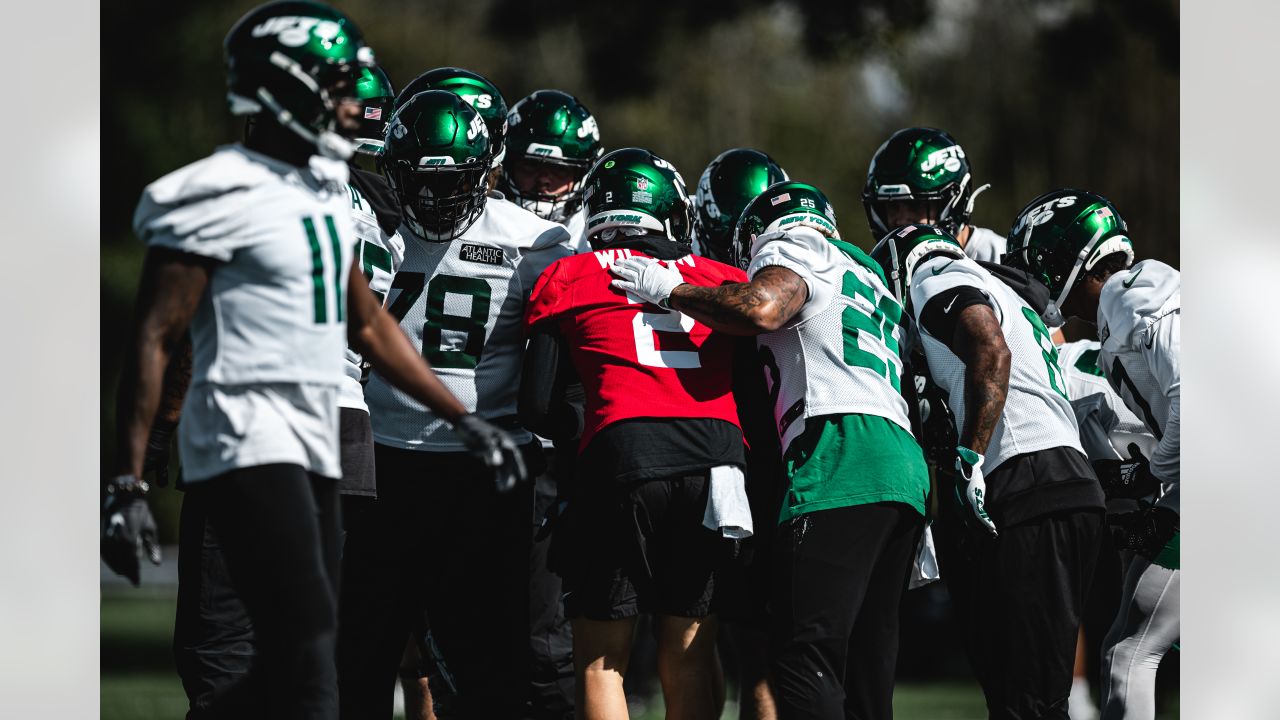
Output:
[637, 177, 649, 190]
[364, 106, 382, 120]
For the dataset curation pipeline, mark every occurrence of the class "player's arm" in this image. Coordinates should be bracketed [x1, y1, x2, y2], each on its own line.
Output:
[951, 304, 1011, 455]
[346, 263, 466, 422]
[609, 256, 808, 336]
[518, 321, 580, 441]
[113, 248, 212, 479]
[1142, 316, 1180, 508]
[668, 266, 808, 335]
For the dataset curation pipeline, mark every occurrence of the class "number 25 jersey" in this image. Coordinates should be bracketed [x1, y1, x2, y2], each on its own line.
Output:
[364, 197, 572, 451]
[524, 248, 747, 451]
[748, 227, 914, 454]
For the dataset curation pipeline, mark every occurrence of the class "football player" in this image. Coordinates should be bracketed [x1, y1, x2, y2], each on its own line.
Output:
[396, 66, 509, 190]
[692, 147, 787, 263]
[1004, 190, 1179, 720]
[501, 89, 604, 250]
[335, 89, 572, 719]
[340, 59, 405, 519]
[104, 3, 523, 717]
[870, 223, 1105, 719]
[610, 181, 930, 719]
[862, 127, 1005, 263]
[688, 147, 788, 720]
[521, 147, 750, 720]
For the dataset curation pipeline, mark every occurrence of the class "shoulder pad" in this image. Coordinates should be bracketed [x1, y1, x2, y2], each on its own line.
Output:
[136, 145, 279, 213]
[481, 197, 573, 251]
[1098, 260, 1180, 351]
[964, 227, 1008, 263]
[911, 255, 988, 311]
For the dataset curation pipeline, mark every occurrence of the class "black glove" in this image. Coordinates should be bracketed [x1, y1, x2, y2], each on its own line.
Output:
[142, 419, 177, 488]
[1108, 504, 1178, 561]
[101, 475, 161, 586]
[1093, 444, 1161, 500]
[918, 383, 958, 469]
[453, 413, 528, 493]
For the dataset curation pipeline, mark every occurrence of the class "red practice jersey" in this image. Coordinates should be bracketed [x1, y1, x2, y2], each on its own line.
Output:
[524, 247, 748, 451]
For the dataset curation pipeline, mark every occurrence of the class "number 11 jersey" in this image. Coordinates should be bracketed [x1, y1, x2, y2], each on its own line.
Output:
[365, 197, 572, 451]
[524, 248, 747, 451]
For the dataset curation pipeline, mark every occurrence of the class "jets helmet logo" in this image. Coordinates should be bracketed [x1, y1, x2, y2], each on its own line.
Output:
[578, 116, 600, 141]
[466, 113, 488, 142]
[251, 16, 342, 48]
[1013, 195, 1077, 236]
[920, 145, 966, 174]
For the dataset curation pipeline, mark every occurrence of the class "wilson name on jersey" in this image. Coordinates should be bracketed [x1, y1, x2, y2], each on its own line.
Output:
[364, 197, 572, 451]
[339, 180, 407, 412]
[747, 227, 912, 453]
[911, 255, 1081, 472]
[524, 248, 747, 451]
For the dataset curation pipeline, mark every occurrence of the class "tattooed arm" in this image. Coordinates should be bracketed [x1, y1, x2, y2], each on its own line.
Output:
[667, 266, 809, 336]
[951, 303, 1011, 455]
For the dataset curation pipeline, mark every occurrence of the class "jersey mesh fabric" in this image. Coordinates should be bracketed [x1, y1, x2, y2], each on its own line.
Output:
[364, 198, 572, 451]
[962, 226, 1007, 264]
[1097, 261, 1180, 506]
[339, 182, 406, 411]
[748, 227, 912, 453]
[133, 144, 354, 480]
[524, 249, 747, 452]
[911, 255, 1082, 472]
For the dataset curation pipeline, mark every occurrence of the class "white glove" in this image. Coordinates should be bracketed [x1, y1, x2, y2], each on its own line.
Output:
[955, 447, 998, 536]
[609, 256, 685, 307]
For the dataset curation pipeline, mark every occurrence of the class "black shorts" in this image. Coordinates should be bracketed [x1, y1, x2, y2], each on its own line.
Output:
[559, 472, 727, 620]
[337, 407, 375, 497]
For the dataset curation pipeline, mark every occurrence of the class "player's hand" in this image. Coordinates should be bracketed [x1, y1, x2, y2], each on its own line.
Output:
[954, 447, 998, 537]
[142, 419, 177, 488]
[609, 256, 685, 308]
[1092, 443, 1161, 500]
[101, 475, 161, 586]
[1109, 504, 1178, 560]
[453, 413, 528, 493]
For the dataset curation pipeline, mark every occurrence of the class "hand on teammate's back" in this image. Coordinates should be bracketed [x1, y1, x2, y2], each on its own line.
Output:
[453, 414, 528, 493]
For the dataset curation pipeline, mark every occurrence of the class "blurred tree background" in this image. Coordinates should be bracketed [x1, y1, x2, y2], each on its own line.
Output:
[102, 0, 1178, 541]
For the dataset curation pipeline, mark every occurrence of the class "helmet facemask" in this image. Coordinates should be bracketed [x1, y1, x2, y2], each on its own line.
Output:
[501, 155, 590, 223]
[388, 159, 489, 241]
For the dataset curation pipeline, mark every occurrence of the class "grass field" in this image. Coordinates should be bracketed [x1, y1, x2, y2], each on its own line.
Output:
[102, 589, 1176, 720]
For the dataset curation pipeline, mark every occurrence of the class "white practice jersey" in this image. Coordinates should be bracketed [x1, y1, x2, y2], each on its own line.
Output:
[1097, 260, 1180, 512]
[134, 144, 354, 481]
[1059, 340, 1156, 463]
[365, 197, 572, 451]
[749, 227, 912, 453]
[963, 226, 1007, 264]
[911, 255, 1082, 472]
[338, 182, 406, 412]
[564, 208, 590, 254]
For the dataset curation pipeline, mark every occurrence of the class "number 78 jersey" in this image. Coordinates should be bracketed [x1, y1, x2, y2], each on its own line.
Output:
[524, 248, 747, 451]
[365, 199, 572, 451]
[748, 228, 913, 453]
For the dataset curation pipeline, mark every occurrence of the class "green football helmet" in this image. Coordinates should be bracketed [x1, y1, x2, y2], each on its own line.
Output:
[861, 127, 989, 239]
[352, 64, 394, 156]
[695, 148, 789, 264]
[396, 67, 508, 167]
[869, 224, 967, 304]
[1005, 188, 1133, 322]
[499, 89, 604, 223]
[581, 148, 693, 253]
[224, 0, 372, 160]
[729, 181, 839, 271]
[382, 90, 492, 241]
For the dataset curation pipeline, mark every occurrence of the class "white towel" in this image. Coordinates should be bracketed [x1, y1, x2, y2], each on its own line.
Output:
[702, 465, 753, 539]
[908, 523, 941, 589]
